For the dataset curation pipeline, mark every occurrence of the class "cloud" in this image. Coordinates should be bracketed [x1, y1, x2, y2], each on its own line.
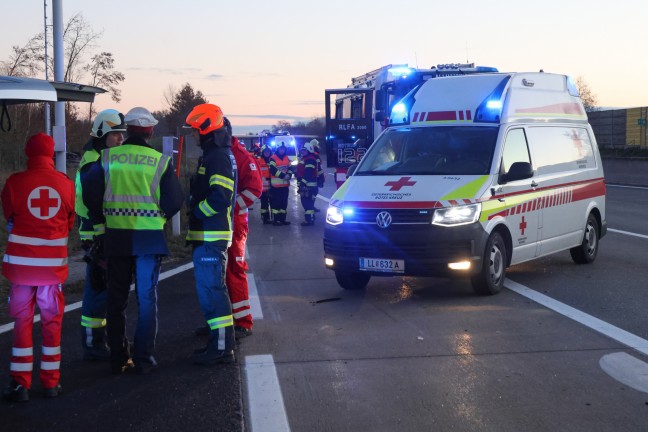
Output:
[293, 100, 323, 106]
[228, 114, 309, 121]
[206, 74, 224, 80]
[127, 67, 201, 75]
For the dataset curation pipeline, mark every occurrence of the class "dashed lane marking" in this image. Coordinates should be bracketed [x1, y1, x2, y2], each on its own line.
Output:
[600, 352, 648, 394]
[244, 354, 291, 432]
[248, 273, 263, 320]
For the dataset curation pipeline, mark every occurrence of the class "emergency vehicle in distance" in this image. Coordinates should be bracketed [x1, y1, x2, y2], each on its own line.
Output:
[325, 63, 498, 187]
[236, 130, 313, 166]
[324, 72, 606, 295]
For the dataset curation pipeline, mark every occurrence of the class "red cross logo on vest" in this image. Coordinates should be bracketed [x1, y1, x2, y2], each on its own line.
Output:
[28, 186, 61, 220]
[384, 177, 416, 191]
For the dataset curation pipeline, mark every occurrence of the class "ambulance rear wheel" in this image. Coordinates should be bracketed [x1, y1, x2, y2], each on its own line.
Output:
[335, 271, 371, 290]
[471, 232, 507, 295]
[570, 214, 599, 264]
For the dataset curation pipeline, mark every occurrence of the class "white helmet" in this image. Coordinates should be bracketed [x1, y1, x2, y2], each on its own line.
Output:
[91, 109, 126, 138]
[124, 107, 158, 127]
[302, 142, 315, 153]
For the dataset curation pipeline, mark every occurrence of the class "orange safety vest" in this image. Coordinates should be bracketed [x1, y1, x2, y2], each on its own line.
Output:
[270, 154, 291, 188]
[257, 156, 271, 192]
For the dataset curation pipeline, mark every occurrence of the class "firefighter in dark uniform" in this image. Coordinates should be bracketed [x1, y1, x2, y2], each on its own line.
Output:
[268, 143, 292, 225]
[185, 103, 238, 365]
[75, 109, 126, 361]
[297, 140, 319, 226]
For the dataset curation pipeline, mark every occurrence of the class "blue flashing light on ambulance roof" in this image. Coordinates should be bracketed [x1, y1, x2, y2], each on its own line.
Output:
[486, 100, 503, 109]
[388, 66, 414, 78]
[566, 76, 580, 97]
[392, 102, 407, 114]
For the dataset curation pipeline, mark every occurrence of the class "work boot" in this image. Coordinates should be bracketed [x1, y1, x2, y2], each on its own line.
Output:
[192, 347, 235, 366]
[235, 326, 253, 340]
[194, 324, 210, 336]
[3, 379, 29, 403]
[134, 357, 158, 375]
[83, 345, 110, 361]
[43, 383, 62, 399]
[81, 327, 110, 361]
[263, 219, 272, 225]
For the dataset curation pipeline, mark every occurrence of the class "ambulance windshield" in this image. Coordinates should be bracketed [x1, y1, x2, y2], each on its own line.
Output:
[356, 126, 498, 176]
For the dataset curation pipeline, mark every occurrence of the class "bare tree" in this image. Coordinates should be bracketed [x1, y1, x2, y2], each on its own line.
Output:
[84, 52, 125, 119]
[576, 76, 598, 112]
[59, 13, 102, 83]
[0, 34, 45, 77]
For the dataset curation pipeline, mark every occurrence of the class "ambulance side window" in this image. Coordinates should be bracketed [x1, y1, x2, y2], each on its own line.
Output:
[501, 128, 531, 173]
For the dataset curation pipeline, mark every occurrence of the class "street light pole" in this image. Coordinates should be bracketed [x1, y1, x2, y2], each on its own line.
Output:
[43, 0, 51, 136]
[52, 0, 66, 173]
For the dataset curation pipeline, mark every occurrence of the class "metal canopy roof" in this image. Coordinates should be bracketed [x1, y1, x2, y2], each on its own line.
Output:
[0, 75, 106, 105]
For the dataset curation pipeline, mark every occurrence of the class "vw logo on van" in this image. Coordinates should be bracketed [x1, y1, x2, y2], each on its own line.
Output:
[376, 211, 393, 228]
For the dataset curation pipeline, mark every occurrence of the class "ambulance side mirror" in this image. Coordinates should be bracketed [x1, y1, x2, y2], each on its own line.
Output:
[501, 161, 533, 183]
[347, 164, 358, 176]
[375, 110, 386, 122]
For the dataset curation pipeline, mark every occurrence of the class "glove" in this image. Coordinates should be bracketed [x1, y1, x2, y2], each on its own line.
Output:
[89, 236, 107, 270]
[284, 172, 292, 181]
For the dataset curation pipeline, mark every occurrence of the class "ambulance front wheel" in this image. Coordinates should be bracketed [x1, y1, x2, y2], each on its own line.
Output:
[471, 232, 507, 295]
[335, 271, 371, 290]
[570, 213, 599, 264]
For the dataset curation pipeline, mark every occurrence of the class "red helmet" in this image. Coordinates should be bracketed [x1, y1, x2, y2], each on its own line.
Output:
[186, 104, 224, 135]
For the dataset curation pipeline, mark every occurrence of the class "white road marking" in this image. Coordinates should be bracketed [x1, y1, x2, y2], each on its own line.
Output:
[600, 352, 648, 394]
[606, 184, 648, 190]
[244, 354, 291, 432]
[506, 278, 648, 356]
[608, 228, 648, 240]
[248, 273, 263, 320]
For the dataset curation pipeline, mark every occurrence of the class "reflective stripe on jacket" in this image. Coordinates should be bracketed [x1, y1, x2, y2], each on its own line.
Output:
[269, 154, 290, 188]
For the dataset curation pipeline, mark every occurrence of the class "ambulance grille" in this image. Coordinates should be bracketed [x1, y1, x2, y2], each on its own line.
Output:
[345, 208, 433, 225]
[324, 238, 472, 260]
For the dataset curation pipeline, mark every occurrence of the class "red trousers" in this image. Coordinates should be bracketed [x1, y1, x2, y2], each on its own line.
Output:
[227, 214, 252, 329]
[8, 284, 64, 389]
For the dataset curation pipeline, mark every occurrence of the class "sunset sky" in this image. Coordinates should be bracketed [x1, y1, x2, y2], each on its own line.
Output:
[2, 0, 647, 133]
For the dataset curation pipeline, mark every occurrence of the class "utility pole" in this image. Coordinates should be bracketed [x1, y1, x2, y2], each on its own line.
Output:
[43, 0, 51, 136]
[52, 0, 66, 173]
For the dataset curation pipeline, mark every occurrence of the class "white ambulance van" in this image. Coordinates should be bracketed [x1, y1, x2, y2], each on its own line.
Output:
[323, 72, 606, 295]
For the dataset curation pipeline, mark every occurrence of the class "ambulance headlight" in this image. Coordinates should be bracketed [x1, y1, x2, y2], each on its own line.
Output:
[326, 206, 344, 225]
[432, 203, 481, 226]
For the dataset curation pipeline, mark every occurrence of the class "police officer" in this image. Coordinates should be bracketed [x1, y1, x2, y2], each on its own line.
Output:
[76, 109, 126, 361]
[185, 104, 238, 365]
[83, 107, 184, 375]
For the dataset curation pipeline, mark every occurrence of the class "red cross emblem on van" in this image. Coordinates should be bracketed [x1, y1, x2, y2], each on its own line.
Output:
[385, 177, 416, 191]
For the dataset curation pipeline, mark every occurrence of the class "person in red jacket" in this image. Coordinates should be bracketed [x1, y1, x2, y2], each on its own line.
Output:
[1, 133, 75, 403]
[196, 118, 262, 339]
[256, 145, 272, 224]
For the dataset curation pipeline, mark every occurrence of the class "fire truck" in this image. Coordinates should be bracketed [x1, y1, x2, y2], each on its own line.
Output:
[325, 63, 498, 187]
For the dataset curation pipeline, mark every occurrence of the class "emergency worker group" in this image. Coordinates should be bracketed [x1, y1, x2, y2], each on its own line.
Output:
[0, 101, 327, 403]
